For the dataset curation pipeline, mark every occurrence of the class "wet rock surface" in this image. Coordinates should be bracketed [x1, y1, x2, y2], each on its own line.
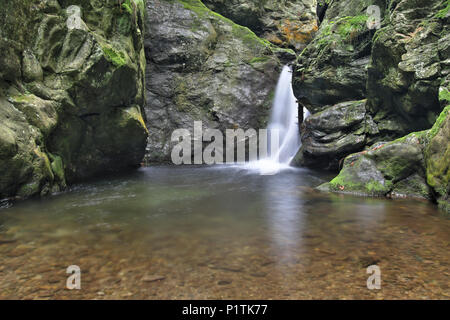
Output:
[202, 0, 318, 50]
[367, 0, 449, 138]
[319, 106, 449, 211]
[425, 106, 450, 213]
[0, 0, 148, 199]
[292, 0, 449, 207]
[293, 0, 385, 113]
[144, 0, 284, 162]
[293, 100, 375, 170]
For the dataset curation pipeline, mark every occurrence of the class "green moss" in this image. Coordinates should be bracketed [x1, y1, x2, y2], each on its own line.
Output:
[435, 0, 450, 19]
[117, 14, 132, 35]
[428, 105, 450, 140]
[121, 0, 145, 15]
[372, 28, 384, 43]
[125, 105, 148, 134]
[329, 173, 358, 190]
[377, 156, 412, 181]
[315, 21, 335, 50]
[437, 199, 450, 215]
[425, 105, 449, 199]
[328, 167, 392, 196]
[174, 78, 191, 112]
[367, 180, 391, 193]
[17, 181, 40, 198]
[439, 88, 450, 103]
[249, 56, 271, 65]
[10, 94, 34, 103]
[231, 23, 273, 49]
[176, 0, 210, 17]
[49, 153, 66, 184]
[314, 14, 368, 51]
[388, 130, 428, 145]
[102, 46, 127, 67]
[329, 169, 363, 192]
[337, 15, 368, 39]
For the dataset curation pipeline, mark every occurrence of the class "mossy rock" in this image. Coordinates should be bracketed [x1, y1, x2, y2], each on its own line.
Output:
[202, 0, 318, 50]
[389, 174, 433, 200]
[320, 132, 428, 197]
[144, 0, 282, 162]
[425, 105, 450, 211]
[0, 98, 64, 199]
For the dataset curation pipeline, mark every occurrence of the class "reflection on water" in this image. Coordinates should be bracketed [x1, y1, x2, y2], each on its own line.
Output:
[264, 173, 304, 257]
[262, 172, 306, 292]
[0, 166, 448, 299]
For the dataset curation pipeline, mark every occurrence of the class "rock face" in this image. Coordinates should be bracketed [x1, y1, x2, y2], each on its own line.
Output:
[202, 0, 318, 50]
[318, 132, 431, 199]
[293, 0, 386, 113]
[293, 99, 378, 170]
[144, 0, 286, 162]
[0, 0, 148, 200]
[292, 0, 449, 171]
[367, 0, 449, 139]
[425, 106, 450, 213]
[319, 106, 449, 211]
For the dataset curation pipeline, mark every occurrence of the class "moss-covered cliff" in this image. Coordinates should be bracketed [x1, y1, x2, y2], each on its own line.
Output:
[293, 0, 449, 212]
[202, 0, 318, 50]
[144, 0, 292, 162]
[0, 0, 148, 200]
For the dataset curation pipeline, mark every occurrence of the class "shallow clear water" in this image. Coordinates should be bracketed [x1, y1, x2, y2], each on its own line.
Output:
[0, 166, 449, 299]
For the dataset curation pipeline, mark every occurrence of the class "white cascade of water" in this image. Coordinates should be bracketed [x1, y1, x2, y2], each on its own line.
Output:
[246, 65, 309, 175]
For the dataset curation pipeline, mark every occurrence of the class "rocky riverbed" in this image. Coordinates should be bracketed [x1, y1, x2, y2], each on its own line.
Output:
[0, 167, 448, 299]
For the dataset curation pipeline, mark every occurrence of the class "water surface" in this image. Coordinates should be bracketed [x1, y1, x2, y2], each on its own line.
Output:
[0, 166, 448, 299]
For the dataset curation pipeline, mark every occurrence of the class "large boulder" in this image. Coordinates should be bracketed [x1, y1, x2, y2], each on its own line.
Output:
[144, 0, 288, 162]
[202, 0, 318, 50]
[293, 100, 378, 170]
[0, 0, 148, 200]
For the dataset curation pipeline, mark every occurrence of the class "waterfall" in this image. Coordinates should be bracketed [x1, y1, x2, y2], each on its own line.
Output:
[268, 65, 303, 164]
[246, 65, 309, 175]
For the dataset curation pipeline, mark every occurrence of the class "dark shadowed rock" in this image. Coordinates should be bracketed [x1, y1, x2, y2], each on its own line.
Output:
[202, 0, 318, 51]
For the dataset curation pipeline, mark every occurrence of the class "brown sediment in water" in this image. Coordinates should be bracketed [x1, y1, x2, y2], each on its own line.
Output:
[0, 166, 448, 300]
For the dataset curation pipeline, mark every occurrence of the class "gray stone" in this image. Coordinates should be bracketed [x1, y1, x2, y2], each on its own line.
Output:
[144, 0, 283, 163]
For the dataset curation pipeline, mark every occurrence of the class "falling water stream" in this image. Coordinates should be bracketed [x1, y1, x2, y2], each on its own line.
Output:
[244, 65, 309, 175]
